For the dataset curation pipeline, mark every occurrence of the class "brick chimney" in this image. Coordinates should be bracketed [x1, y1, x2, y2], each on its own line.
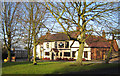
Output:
[102, 30, 105, 38]
[46, 31, 51, 35]
[76, 26, 80, 31]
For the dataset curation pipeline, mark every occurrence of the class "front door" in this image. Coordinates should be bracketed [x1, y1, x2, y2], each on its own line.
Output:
[52, 52, 54, 60]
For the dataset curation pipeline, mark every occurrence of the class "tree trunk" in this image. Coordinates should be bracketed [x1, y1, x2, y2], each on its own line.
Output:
[105, 46, 112, 63]
[27, 48, 30, 62]
[105, 34, 114, 63]
[7, 49, 11, 62]
[7, 33, 11, 62]
[27, 24, 31, 62]
[76, 42, 84, 65]
[33, 44, 37, 65]
[76, 29, 85, 66]
[33, 22, 37, 65]
[7, 44, 11, 62]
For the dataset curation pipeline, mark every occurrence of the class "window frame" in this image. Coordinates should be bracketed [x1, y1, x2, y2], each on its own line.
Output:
[72, 51, 76, 57]
[64, 52, 70, 57]
[58, 42, 64, 48]
[45, 52, 49, 56]
[46, 42, 49, 48]
[84, 51, 88, 58]
[65, 41, 69, 48]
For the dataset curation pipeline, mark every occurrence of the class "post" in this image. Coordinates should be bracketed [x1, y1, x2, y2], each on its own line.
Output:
[62, 51, 64, 59]
[70, 50, 72, 58]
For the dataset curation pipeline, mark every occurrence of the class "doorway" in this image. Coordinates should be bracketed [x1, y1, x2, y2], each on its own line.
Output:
[52, 52, 54, 60]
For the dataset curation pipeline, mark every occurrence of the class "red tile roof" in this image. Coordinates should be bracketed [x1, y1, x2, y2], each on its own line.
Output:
[38, 32, 118, 49]
[85, 35, 110, 48]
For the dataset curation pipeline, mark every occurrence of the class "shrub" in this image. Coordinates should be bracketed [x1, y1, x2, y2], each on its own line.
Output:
[56, 58, 60, 61]
[82, 58, 86, 61]
[63, 58, 68, 61]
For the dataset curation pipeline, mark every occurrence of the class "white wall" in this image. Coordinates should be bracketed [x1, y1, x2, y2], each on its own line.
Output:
[43, 42, 47, 49]
[36, 45, 40, 58]
[71, 41, 88, 47]
[43, 42, 55, 58]
[33, 45, 40, 58]
[72, 41, 79, 47]
[74, 49, 91, 60]
[34, 40, 91, 60]
[43, 42, 55, 49]
[71, 40, 91, 60]
[69, 40, 74, 47]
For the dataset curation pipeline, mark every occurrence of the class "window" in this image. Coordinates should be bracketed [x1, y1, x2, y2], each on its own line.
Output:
[65, 41, 69, 48]
[60, 52, 62, 56]
[46, 42, 49, 48]
[96, 51, 100, 59]
[64, 52, 70, 57]
[72, 51, 76, 57]
[59, 42, 64, 48]
[97, 51, 100, 56]
[55, 41, 57, 48]
[45, 52, 49, 56]
[84, 51, 88, 58]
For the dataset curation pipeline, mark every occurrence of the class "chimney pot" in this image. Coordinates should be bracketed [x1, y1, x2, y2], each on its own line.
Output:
[102, 30, 105, 38]
[46, 31, 51, 35]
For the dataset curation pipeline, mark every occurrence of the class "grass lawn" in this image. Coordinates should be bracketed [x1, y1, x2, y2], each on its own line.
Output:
[2, 61, 120, 74]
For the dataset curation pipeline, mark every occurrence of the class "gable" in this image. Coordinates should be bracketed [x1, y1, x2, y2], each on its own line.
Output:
[71, 41, 89, 48]
[38, 32, 111, 48]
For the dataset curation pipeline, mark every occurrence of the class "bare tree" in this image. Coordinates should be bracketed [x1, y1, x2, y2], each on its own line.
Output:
[45, 2, 119, 65]
[105, 30, 120, 63]
[17, 2, 47, 64]
[16, 6, 33, 61]
[1, 2, 20, 62]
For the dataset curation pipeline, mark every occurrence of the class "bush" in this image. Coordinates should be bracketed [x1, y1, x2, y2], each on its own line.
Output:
[82, 58, 86, 61]
[43, 57, 50, 60]
[63, 58, 68, 61]
[56, 58, 60, 61]
[68, 58, 72, 61]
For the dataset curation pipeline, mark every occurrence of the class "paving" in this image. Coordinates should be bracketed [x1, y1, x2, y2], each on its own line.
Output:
[36, 60, 120, 63]
[15, 58, 28, 62]
[3, 58, 119, 64]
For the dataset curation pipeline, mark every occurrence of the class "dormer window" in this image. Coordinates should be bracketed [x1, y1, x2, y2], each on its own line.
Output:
[59, 42, 64, 48]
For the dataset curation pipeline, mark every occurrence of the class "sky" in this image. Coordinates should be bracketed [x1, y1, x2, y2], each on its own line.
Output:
[0, 2, 119, 49]
[116, 40, 120, 48]
[1, 0, 120, 2]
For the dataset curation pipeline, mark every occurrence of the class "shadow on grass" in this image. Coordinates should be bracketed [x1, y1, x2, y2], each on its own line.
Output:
[2, 61, 32, 67]
[45, 63, 120, 75]
[68, 64, 119, 74]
